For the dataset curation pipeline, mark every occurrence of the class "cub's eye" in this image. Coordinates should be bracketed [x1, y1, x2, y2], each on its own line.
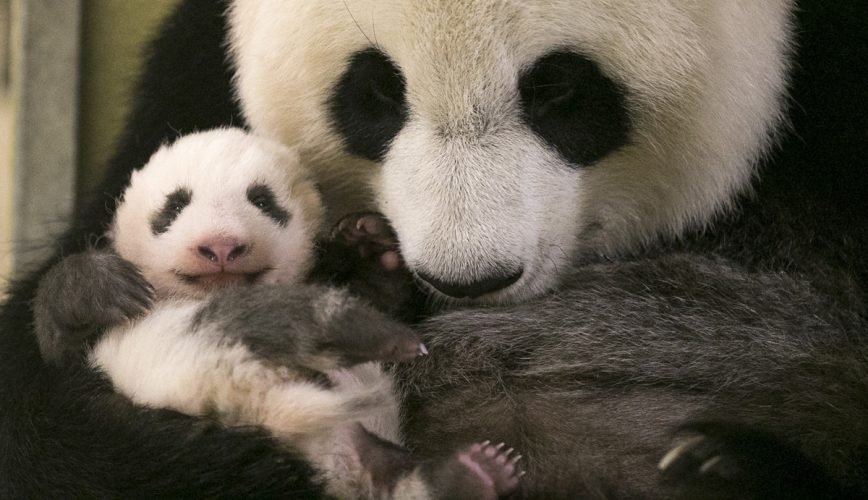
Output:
[150, 187, 192, 235]
[328, 48, 408, 162]
[246, 183, 291, 227]
[519, 51, 631, 168]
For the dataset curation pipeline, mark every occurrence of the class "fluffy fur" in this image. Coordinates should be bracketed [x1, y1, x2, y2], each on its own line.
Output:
[1, 0, 866, 497]
[35, 128, 520, 499]
[111, 128, 324, 299]
[229, 0, 793, 301]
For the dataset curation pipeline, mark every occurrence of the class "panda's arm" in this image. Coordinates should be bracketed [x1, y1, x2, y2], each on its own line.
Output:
[33, 249, 154, 365]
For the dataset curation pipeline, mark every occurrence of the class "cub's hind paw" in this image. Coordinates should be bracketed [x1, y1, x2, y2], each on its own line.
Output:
[428, 440, 523, 500]
[461, 441, 523, 499]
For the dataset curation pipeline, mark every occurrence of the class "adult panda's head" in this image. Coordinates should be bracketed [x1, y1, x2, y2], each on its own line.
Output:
[229, 1, 793, 303]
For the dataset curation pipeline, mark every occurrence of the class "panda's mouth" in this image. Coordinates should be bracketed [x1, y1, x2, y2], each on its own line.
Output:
[175, 269, 270, 289]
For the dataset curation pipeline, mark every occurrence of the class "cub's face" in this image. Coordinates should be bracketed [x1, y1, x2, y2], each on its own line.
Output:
[230, 0, 793, 303]
[112, 128, 324, 299]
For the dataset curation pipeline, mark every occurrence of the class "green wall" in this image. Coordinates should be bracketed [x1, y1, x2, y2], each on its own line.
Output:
[78, 0, 179, 198]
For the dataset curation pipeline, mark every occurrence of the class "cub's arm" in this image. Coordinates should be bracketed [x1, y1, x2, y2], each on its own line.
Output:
[90, 283, 425, 431]
[32, 249, 154, 365]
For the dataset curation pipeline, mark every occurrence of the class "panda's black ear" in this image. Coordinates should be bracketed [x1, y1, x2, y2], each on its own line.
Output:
[328, 48, 408, 162]
[150, 187, 193, 235]
[519, 51, 631, 168]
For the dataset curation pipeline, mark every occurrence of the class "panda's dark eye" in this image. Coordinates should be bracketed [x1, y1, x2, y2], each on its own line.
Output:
[247, 183, 291, 227]
[328, 48, 408, 162]
[519, 51, 631, 168]
[150, 187, 192, 235]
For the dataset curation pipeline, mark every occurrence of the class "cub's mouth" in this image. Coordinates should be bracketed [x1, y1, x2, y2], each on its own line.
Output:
[175, 269, 270, 289]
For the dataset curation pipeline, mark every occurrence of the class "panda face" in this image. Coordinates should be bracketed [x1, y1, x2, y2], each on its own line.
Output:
[229, 0, 793, 303]
[112, 128, 324, 299]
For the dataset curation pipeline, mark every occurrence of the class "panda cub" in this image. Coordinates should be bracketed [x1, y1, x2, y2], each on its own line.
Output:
[34, 128, 522, 499]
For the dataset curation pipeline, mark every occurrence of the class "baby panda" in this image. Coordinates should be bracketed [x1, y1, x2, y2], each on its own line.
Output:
[33, 128, 522, 499]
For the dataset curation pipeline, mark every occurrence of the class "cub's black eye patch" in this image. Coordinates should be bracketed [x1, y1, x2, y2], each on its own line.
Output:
[150, 188, 192, 235]
[519, 51, 631, 167]
[328, 48, 408, 162]
[247, 183, 291, 226]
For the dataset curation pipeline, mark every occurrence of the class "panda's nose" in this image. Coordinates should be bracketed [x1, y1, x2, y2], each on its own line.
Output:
[197, 238, 249, 267]
[417, 268, 523, 299]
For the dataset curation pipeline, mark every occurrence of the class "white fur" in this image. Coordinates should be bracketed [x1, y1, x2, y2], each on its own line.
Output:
[90, 300, 403, 498]
[112, 128, 325, 299]
[228, 0, 794, 302]
[93, 129, 415, 498]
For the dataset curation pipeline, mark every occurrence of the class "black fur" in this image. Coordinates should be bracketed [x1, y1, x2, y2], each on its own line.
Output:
[150, 187, 192, 235]
[2, 0, 867, 497]
[660, 421, 861, 499]
[247, 183, 291, 227]
[518, 51, 631, 167]
[328, 48, 409, 162]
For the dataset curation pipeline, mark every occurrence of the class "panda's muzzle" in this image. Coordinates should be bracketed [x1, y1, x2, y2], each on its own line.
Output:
[417, 268, 523, 299]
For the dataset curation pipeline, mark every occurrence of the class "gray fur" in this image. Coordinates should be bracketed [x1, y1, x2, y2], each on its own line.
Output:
[33, 249, 154, 364]
[192, 283, 425, 370]
[396, 254, 868, 498]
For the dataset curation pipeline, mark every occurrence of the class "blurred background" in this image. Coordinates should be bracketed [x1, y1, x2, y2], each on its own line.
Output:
[0, 0, 178, 299]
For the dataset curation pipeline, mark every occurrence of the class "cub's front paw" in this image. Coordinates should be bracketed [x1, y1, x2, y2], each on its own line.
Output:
[313, 287, 427, 365]
[34, 250, 154, 364]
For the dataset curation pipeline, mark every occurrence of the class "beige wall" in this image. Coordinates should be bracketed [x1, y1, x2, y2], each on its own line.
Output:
[78, 0, 179, 198]
[0, 91, 12, 297]
[0, 0, 178, 297]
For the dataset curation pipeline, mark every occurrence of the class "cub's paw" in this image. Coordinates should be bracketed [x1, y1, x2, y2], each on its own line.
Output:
[34, 250, 154, 364]
[659, 421, 849, 500]
[427, 441, 523, 500]
[315, 289, 428, 365]
[331, 212, 401, 271]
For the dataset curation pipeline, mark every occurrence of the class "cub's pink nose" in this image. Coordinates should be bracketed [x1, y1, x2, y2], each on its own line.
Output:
[196, 237, 249, 267]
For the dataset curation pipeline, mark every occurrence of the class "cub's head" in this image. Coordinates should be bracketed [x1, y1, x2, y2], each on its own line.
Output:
[229, 0, 794, 303]
[112, 128, 324, 299]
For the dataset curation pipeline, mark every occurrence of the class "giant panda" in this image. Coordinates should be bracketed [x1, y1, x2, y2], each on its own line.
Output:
[1, 0, 866, 498]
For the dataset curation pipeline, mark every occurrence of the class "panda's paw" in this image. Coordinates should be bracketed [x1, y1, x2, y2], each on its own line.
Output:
[427, 441, 523, 500]
[659, 430, 741, 485]
[34, 250, 154, 365]
[331, 212, 402, 271]
[659, 421, 849, 500]
[317, 294, 428, 365]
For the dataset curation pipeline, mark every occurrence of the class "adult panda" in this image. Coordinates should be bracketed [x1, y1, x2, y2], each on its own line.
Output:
[1, 0, 866, 498]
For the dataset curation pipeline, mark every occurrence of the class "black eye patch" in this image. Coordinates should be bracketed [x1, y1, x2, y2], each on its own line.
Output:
[519, 51, 631, 168]
[328, 48, 408, 162]
[150, 187, 192, 235]
[247, 183, 291, 226]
